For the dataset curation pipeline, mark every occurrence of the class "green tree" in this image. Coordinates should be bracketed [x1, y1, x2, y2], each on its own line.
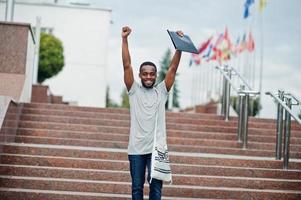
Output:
[157, 49, 180, 109]
[106, 86, 119, 108]
[38, 32, 64, 83]
[298, 110, 301, 120]
[121, 88, 130, 108]
[230, 96, 262, 117]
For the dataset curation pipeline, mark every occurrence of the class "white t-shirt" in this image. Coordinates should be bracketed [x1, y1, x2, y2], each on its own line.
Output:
[127, 81, 169, 155]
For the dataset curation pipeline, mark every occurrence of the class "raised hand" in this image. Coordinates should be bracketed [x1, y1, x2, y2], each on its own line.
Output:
[122, 26, 132, 38]
[176, 30, 184, 37]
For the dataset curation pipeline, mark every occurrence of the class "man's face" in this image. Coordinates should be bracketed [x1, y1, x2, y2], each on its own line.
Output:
[139, 65, 157, 88]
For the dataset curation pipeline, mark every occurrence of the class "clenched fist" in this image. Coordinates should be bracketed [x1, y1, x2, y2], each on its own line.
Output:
[122, 26, 131, 38]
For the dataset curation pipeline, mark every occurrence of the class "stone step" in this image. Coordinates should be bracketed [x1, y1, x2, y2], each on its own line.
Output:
[16, 120, 301, 138]
[2, 143, 301, 169]
[0, 188, 215, 200]
[0, 188, 132, 200]
[2, 162, 301, 180]
[5, 134, 301, 158]
[12, 134, 301, 154]
[1, 165, 301, 190]
[0, 176, 300, 199]
[2, 154, 301, 180]
[20, 110, 298, 132]
[16, 128, 301, 145]
[20, 108, 301, 131]
[23, 103, 301, 126]
[22, 103, 222, 120]
[14, 126, 301, 150]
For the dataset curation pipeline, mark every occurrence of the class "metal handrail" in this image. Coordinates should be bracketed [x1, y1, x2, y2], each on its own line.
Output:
[266, 92, 301, 124]
[266, 91, 301, 169]
[285, 92, 301, 105]
[230, 67, 253, 90]
[216, 66, 259, 95]
[215, 66, 239, 93]
[216, 65, 260, 149]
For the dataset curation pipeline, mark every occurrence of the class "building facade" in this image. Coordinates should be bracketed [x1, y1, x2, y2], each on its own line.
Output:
[0, 0, 111, 107]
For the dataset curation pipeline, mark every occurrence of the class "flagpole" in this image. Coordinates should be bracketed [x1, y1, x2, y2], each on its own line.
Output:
[190, 64, 195, 108]
[191, 64, 197, 108]
[258, 7, 264, 117]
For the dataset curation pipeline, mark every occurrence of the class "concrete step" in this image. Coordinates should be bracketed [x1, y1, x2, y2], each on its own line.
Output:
[17, 127, 301, 145]
[0, 188, 132, 200]
[5, 134, 301, 158]
[2, 143, 301, 169]
[11, 135, 301, 156]
[14, 129, 301, 151]
[2, 162, 301, 180]
[20, 108, 301, 131]
[0, 187, 216, 200]
[22, 103, 222, 120]
[2, 154, 301, 180]
[18, 110, 288, 130]
[1, 165, 301, 190]
[16, 120, 301, 138]
[22, 103, 301, 128]
[0, 176, 300, 199]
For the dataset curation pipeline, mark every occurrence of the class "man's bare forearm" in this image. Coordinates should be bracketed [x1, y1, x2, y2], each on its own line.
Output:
[165, 50, 182, 91]
[169, 50, 182, 73]
[122, 38, 131, 69]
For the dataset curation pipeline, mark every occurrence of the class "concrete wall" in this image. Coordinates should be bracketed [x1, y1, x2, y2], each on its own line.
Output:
[0, 22, 35, 103]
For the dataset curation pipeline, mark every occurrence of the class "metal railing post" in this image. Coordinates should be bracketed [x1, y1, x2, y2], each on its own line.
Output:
[276, 90, 284, 160]
[266, 91, 301, 169]
[225, 69, 232, 121]
[237, 85, 245, 142]
[221, 69, 228, 116]
[242, 94, 250, 149]
[283, 97, 292, 169]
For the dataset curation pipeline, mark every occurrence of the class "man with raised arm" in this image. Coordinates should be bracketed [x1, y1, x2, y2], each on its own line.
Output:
[122, 26, 183, 200]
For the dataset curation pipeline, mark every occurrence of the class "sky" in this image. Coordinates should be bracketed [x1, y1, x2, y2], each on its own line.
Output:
[84, 0, 301, 118]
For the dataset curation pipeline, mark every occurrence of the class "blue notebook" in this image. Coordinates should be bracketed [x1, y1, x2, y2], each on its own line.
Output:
[167, 30, 198, 54]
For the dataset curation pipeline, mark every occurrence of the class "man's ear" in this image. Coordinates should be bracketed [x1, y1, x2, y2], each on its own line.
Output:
[138, 72, 142, 78]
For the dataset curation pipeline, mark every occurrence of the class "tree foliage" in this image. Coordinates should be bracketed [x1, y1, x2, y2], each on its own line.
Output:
[121, 88, 130, 108]
[106, 86, 119, 108]
[38, 32, 65, 83]
[157, 49, 180, 108]
[230, 96, 262, 117]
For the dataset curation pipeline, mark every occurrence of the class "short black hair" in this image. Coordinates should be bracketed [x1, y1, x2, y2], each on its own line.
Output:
[139, 61, 157, 73]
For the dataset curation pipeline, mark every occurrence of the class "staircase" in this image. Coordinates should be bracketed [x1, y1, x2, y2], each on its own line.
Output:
[0, 102, 301, 199]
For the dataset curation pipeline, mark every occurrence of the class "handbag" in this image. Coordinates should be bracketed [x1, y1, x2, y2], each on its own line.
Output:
[150, 108, 172, 183]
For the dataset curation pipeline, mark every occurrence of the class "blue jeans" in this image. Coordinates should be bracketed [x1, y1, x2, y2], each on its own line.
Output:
[128, 154, 163, 200]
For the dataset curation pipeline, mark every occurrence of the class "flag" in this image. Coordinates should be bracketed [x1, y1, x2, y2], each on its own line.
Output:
[210, 47, 223, 65]
[203, 44, 213, 58]
[259, 0, 267, 12]
[189, 53, 201, 66]
[244, 0, 255, 18]
[213, 33, 224, 48]
[222, 27, 232, 53]
[247, 31, 255, 52]
[198, 36, 213, 54]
